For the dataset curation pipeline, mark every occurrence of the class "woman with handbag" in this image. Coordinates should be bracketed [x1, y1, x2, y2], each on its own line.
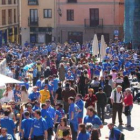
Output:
[84, 88, 97, 108]
[123, 88, 133, 127]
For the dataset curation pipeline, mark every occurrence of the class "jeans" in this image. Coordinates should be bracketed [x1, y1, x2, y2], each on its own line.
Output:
[127, 105, 133, 126]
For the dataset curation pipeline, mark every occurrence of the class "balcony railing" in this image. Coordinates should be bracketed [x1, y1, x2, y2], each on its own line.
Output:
[28, 0, 39, 5]
[84, 19, 103, 28]
[28, 17, 39, 26]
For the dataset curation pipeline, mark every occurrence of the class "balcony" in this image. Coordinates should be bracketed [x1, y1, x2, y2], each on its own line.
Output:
[84, 19, 103, 28]
[28, 17, 39, 26]
[28, 0, 39, 5]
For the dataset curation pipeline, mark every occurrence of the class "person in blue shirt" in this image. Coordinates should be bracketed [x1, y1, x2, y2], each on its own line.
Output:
[77, 124, 90, 140]
[33, 66, 38, 86]
[41, 104, 53, 140]
[68, 97, 79, 140]
[52, 75, 60, 93]
[0, 128, 13, 140]
[46, 99, 56, 122]
[65, 71, 74, 81]
[29, 110, 48, 140]
[21, 111, 34, 140]
[28, 86, 40, 103]
[36, 76, 44, 90]
[32, 100, 41, 111]
[106, 123, 123, 140]
[76, 94, 84, 124]
[0, 110, 15, 139]
[13, 84, 21, 102]
[84, 106, 103, 129]
[24, 78, 29, 90]
[94, 63, 101, 77]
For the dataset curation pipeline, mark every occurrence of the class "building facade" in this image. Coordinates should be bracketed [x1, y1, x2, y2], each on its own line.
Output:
[0, 0, 19, 46]
[55, 0, 124, 44]
[20, 0, 56, 46]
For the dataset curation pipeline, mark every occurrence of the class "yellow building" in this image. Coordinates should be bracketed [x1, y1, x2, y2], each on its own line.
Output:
[0, 0, 19, 46]
[20, 0, 56, 46]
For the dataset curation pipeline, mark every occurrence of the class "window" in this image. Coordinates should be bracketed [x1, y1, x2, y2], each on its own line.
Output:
[2, 0, 6, 5]
[67, 0, 77, 3]
[67, 10, 74, 21]
[14, 9, 16, 23]
[8, 9, 12, 24]
[28, 0, 38, 5]
[44, 9, 52, 18]
[29, 9, 38, 26]
[14, 0, 16, 4]
[8, 0, 12, 4]
[2, 10, 6, 25]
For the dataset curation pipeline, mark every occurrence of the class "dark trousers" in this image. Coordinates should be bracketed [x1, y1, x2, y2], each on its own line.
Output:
[34, 135, 44, 140]
[112, 103, 123, 124]
[22, 138, 34, 140]
[97, 104, 105, 123]
[70, 123, 77, 140]
[33, 77, 37, 86]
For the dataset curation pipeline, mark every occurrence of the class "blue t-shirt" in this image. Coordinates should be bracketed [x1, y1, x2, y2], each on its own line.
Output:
[0, 118, 15, 137]
[36, 80, 42, 89]
[84, 115, 102, 126]
[28, 92, 40, 101]
[41, 109, 53, 129]
[24, 82, 29, 90]
[94, 65, 101, 76]
[32, 117, 48, 136]
[21, 118, 34, 138]
[76, 100, 84, 118]
[13, 89, 21, 102]
[52, 78, 59, 92]
[32, 106, 40, 111]
[69, 103, 79, 131]
[109, 128, 121, 140]
[55, 110, 62, 123]
[46, 106, 56, 121]
[77, 132, 90, 140]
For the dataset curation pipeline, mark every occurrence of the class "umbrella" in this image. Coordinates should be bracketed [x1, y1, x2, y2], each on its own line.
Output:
[92, 34, 99, 56]
[100, 35, 107, 61]
[0, 74, 23, 84]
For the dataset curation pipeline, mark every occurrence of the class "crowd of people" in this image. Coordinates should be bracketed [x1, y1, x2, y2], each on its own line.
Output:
[0, 40, 139, 140]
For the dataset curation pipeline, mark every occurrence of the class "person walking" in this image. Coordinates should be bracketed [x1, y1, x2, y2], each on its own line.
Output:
[29, 110, 48, 140]
[68, 97, 79, 140]
[96, 87, 107, 124]
[21, 111, 34, 140]
[110, 85, 123, 125]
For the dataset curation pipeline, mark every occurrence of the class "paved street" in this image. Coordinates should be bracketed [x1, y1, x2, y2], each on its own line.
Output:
[100, 103, 140, 140]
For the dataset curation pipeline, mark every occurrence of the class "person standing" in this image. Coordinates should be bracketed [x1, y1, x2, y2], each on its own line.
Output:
[62, 83, 76, 113]
[29, 110, 48, 140]
[0, 110, 15, 139]
[76, 94, 84, 124]
[110, 85, 123, 125]
[123, 88, 133, 127]
[41, 104, 53, 140]
[68, 97, 79, 140]
[21, 111, 34, 140]
[39, 84, 50, 103]
[96, 88, 107, 124]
